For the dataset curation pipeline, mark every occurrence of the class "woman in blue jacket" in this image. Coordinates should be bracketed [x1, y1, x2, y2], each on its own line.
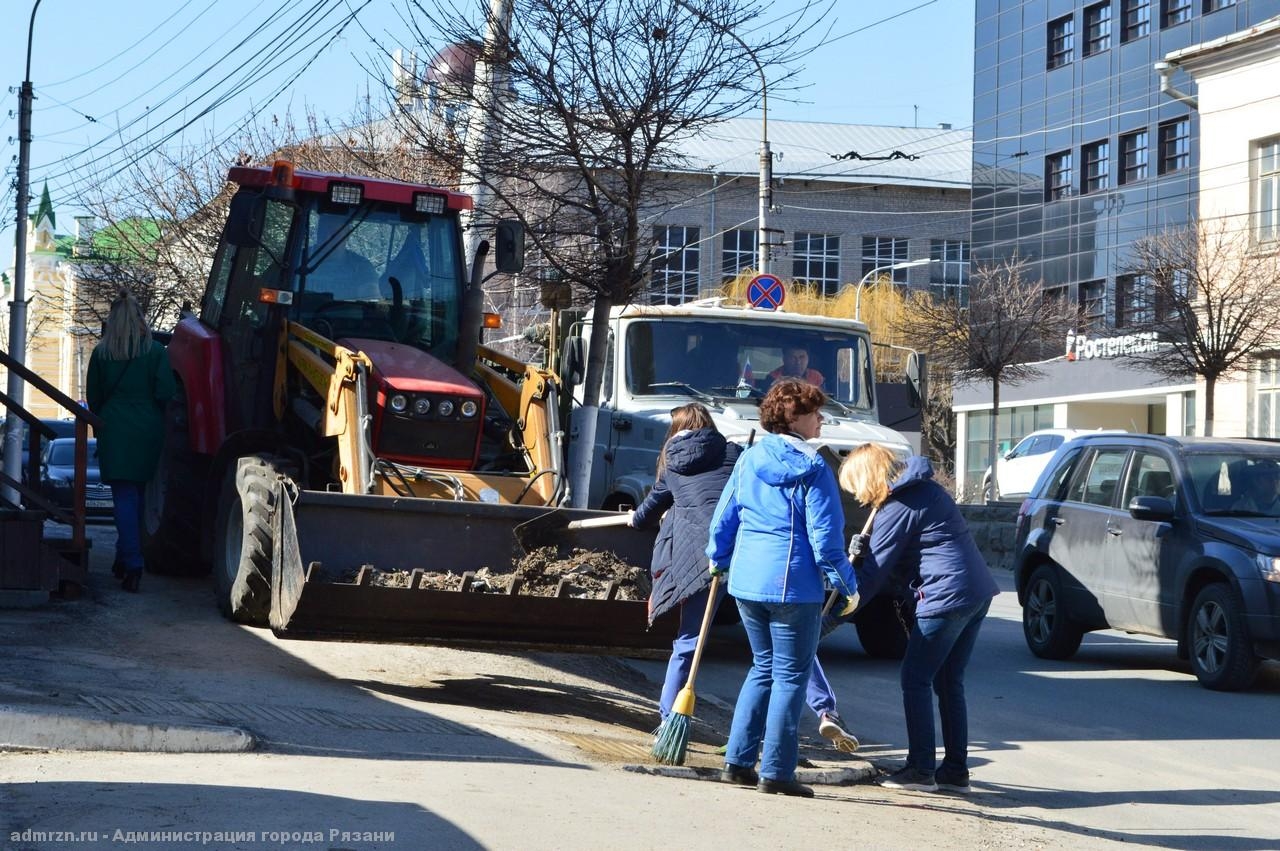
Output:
[706, 380, 859, 798]
[840, 444, 999, 794]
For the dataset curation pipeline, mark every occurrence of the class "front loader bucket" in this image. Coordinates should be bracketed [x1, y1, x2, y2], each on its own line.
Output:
[268, 486, 677, 655]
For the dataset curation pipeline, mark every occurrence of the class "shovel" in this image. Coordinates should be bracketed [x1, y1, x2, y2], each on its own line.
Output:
[513, 509, 634, 552]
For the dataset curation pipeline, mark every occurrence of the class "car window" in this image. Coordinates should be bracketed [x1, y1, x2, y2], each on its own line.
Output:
[1008, 436, 1036, 458]
[1027, 435, 1060, 456]
[46, 440, 97, 467]
[1067, 448, 1129, 507]
[1123, 452, 1176, 507]
[1040, 446, 1084, 499]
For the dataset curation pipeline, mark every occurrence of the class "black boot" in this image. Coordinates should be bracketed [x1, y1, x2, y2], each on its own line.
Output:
[121, 572, 141, 593]
[720, 764, 759, 786]
[112, 558, 125, 579]
[758, 777, 815, 798]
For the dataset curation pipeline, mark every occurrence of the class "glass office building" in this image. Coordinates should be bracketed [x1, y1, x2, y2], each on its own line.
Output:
[972, 0, 1280, 327]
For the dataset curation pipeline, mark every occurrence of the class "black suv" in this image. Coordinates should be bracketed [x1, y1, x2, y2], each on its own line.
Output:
[1013, 434, 1280, 691]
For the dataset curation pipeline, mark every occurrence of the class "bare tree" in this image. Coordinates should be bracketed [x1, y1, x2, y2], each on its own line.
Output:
[1120, 220, 1280, 436]
[393, 0, 823, 405]
[897, 256, 1076, 501]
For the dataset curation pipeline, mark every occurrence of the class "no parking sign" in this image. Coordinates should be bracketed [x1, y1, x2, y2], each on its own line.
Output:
[746, 274, 786, 310]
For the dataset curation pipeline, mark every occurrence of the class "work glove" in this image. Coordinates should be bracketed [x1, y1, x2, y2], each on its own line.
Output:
[848, 533, 870, 563]
[626, 510, 638, 528]
[709, 561, 727, 577]
[836, 591, 861, 618]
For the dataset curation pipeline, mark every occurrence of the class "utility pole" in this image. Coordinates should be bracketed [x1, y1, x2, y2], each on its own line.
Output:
[459, 0, 514, 269]
[2, 0, 42, 507]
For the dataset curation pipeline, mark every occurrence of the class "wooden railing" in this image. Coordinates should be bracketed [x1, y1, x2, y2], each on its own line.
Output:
[0, 347, 103, 555]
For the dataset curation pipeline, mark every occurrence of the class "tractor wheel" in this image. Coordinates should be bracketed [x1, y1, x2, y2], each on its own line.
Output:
[212, 454, 294, 625]
[143, 385, 210, 576]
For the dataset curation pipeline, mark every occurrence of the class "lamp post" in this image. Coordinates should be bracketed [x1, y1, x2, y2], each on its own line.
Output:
[853, 258, 932, 321]
[3, 0, 42, 506]
[669, 0, 772, 275]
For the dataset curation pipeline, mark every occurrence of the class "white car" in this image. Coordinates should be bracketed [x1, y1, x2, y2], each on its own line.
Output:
[982, 428, 1123, 500]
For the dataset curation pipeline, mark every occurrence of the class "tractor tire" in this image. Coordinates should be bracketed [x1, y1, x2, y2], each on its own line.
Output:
[212, 454, 294, 626]
[1188, 583, 1258, 692]
[854, 594, 913, 659]
[1022, 563, 1085, 660]
[143, 386, 210, 576]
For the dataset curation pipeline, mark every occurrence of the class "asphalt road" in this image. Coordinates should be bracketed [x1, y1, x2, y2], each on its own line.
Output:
[640, 570, 1280, 849]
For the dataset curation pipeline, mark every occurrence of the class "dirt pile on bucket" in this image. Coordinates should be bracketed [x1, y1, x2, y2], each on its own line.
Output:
[338, 546, 651, 600]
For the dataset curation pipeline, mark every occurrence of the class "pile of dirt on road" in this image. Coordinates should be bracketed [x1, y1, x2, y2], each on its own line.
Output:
[332, 546, 651, 600]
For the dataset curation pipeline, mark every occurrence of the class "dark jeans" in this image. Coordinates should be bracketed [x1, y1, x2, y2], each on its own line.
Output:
[901, 599, 991, 774]
[725, 598, 822, 782]
[109, 480, 144, 574]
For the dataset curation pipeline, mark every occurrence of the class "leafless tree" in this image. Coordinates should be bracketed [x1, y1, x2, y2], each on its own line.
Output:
[392, 0, 824, 405]
[1119, 220, 1280, 436]
[897, 256, 1076, 500]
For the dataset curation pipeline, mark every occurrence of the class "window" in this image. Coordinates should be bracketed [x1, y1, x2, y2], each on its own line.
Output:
[1257, 137, 1280, 243]
[651, 225, 701, 304]
[793, 233, 842, 294]
[1158, 118, 1190, 174]
[1120, 129, 1149, 184]
[929, 239, 969, 300]
[1046, 151, 1073, 201]
[1204, 0, 1236, 11]
[721, 228, 757, 281]
[1123, 452, 1176, 505]
[1162, 0, 1192, 26]
[1121, 0, 1151, 41]
[860, 236, 909, 284]
[1083, 140, 1110, 193]
[1084, 3, 1112, 55]
[1080, 280, 1106, 331]
[1048, 15, 1075, 68]
[1069, 448, 1129, 506]
[1255, 357, 1280, 438]
[1116, 274, 1154, 328]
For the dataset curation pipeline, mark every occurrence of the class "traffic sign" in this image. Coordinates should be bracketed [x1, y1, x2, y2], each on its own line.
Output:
[746, 274, 786, 310]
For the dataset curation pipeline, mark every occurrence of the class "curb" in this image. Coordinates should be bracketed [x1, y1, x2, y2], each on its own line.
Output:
[0, 706, 256, 754]
[623, 760, 876, 786]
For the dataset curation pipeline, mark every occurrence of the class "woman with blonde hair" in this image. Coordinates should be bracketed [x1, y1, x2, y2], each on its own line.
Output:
[86, 290, 175, 592]
[838, 443, 998, 794]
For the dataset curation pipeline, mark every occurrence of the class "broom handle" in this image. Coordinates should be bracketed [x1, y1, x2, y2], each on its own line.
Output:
[822, 505, 879, 616]
[684, 573, 721, 689]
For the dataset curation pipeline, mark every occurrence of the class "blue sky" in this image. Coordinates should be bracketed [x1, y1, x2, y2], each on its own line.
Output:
[1, 0, 973, 260]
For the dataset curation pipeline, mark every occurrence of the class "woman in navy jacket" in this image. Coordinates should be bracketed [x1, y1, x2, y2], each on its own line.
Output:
[706, 380, 859, 798]
[840, 444, 999, 794]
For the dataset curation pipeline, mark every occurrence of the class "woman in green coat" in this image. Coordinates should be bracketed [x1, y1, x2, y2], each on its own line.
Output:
[86, 290, 175, 592]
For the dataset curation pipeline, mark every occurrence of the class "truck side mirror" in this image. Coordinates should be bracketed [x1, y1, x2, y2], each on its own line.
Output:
[494, 219, 525, 273]
[906, 351, 927, 409]
[560, 335, 585, 386]
[226, 192, 266, 247]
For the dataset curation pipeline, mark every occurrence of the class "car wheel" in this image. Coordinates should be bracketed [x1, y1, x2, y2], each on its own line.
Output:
[1022, 564, 1084, 660]
[1188, 584, 1258, 691]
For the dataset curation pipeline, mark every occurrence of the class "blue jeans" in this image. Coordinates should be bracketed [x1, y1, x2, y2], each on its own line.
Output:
[725, 599, 822, 782]
[109, 481, 144, 574]
[900, 600, 990, 773]
[659, 587, 839, 721]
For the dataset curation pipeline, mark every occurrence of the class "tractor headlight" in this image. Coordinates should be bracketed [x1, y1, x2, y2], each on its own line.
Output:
[1258, 553, 1280, 584]
[460, 400, 478, 418]
[389, 393, 408, 413]
[413, 397, 432, 416]
[438, 400, 455, 417]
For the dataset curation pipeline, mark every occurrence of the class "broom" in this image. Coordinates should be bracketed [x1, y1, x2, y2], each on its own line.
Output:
[650, 572, 721, 765]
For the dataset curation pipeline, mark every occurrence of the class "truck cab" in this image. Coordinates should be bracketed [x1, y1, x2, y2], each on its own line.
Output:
[564, 300, 914, 512]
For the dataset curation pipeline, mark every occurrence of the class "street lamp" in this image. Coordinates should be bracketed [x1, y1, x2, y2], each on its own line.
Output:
[3, 0, 42, 505]
[669, 0, 772, 275]
[853, 259, 932, 322]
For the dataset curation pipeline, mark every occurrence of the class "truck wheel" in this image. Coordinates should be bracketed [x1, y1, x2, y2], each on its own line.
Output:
[1188, 584, 1258, 691]
[212, 454, 293, 625]
[853, 595, 912, 659]
[1022, 563, 1084, 660]
[143, 386, 210, 576]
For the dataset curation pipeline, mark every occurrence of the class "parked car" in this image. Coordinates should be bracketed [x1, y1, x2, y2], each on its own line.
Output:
[0, 417, 77, 483]
[1012, 433, 1280, 690]
[39, 437, 113, 517]
[982, 428, 1123, 500]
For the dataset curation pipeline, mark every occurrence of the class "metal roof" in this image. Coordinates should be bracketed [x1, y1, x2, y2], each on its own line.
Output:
[663, 117, 972, 190]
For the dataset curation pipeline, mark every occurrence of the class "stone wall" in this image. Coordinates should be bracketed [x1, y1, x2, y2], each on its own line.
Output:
[958, 502, 1020, 573]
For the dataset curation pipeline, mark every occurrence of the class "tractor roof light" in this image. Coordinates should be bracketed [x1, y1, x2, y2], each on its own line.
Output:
[271, 160, 296, 188]
[482, 312, 502, 329]
[329, 182, 363, 205]
[413, 192, 446, 214]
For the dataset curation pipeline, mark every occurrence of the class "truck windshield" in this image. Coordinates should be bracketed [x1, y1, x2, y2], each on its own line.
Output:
[292, 204, 463, 361]
[624, 318, 876, 413]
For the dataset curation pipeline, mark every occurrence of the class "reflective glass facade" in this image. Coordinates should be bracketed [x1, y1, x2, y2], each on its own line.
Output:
[972, 0, 1280, 328]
